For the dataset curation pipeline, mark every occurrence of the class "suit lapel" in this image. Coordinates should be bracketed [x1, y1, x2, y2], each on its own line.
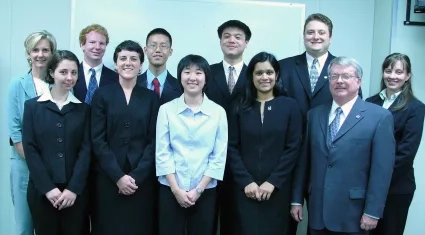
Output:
[75, 63, 88, 94]
[294, 53, 312, 98]
[319, 103, 331, 142]
[212, 62, 232, 97]
[312, 53, 334, 97]
[333, 98, 365, 142]
[20, 73, 36, 97]
[137, 72, 148, 88]
[230, 64, 247, 100]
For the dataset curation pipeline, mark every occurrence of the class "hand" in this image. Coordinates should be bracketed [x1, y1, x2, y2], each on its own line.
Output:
[187, 189, 201, 203]
[13, 142, 25, 159]
[360, 214, 378, 231]
[117, 175, 138, 195]
[45, 188, 62, 207]
[290, 205, 303, 222]
[54, 189, 77, 210]
[172, 188, 195, 208]
[244, 182, 260, 200]
[259, 181, 275, 201]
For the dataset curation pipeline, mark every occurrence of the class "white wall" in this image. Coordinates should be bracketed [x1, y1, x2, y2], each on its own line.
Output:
[390, 0, 425, 234]
[2, 0, 422, 234]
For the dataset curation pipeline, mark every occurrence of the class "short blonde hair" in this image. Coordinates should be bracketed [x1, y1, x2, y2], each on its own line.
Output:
[24, 30, 57, 66]
[79, 24, 109, 45]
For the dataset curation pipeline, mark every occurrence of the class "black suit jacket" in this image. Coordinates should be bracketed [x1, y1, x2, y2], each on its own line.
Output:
[366, 94, 425, 194]
[74, 64, 118, 103]
[22, 98, 91, 195]
[279, 52, 363, 123]
[91, 83, 159, 185]
[136, 70, 182, 105]
[206, 62, 247, 113]
[228, 96, 302, 190]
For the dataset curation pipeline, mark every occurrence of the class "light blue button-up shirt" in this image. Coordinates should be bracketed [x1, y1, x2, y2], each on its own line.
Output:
[146, 69, 167, 96]
[155, 94, 228, 191]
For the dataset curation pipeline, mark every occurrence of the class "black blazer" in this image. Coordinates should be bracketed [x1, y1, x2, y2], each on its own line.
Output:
[366, 94, 425, 194]
[74, 64, 118, 102]
[228, 97, 302, 189]
[206, 62, 247, 113]
[22, 98, 91, 195]
[91, 83, 159, 185]
[279, 52, 363, 123]
[136, 70, 182, 105]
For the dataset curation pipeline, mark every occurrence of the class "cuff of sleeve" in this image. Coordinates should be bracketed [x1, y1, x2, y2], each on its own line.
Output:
[291, 203, 302, 206]
[156, 167, 175, 177]
[10, 135, 22, 144]
[204, 169, 225, 181]
[364, 213, 380, 220]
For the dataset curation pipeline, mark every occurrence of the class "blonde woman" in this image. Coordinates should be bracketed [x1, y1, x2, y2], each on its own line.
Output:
[7, 30, 57, 235]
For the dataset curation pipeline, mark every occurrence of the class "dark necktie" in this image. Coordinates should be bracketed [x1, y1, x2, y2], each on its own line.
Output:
[152, 78, 160, 96]
[84, 68, 98, 104]
[228, 66, 235, 93]
[327, 107, 342, 146]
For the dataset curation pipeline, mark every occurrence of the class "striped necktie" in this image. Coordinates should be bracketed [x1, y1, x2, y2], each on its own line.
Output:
[84, 68, 98, 104]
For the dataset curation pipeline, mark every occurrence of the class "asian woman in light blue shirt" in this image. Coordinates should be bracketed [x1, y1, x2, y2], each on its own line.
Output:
[156, 54, 228, 235]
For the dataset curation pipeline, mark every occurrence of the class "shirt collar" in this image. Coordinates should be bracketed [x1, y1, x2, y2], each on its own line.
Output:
[379, 89, 401, 101]
[82, 60, 103, 75]
[330, 95, 358, 117]
[176, 94, 213, 116]
[223, 60, 244, 77]
[38, 89, 82, 104]
[306, 52, 329, 69]
[147, 69, 168, 86]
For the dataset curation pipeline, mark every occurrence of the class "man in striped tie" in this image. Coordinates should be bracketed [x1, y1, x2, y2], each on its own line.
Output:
[73, 24, 118, 104]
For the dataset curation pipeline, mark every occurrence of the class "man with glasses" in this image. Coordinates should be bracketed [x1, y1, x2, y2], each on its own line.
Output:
[137, 28, 182, 105]
[291, 57, 395, 235]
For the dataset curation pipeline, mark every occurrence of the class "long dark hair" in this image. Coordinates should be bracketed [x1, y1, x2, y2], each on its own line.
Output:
[380, 53, 414, 112]
[235, 52, 283, 113]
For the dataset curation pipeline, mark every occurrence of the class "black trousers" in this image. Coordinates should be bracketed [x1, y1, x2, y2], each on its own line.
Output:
[310, 228, 368, 235]
[214, 178, 237, 235]
[158, 185, 216, 235]
[370, 193, 414, 235]
[27, 181, 89, 235]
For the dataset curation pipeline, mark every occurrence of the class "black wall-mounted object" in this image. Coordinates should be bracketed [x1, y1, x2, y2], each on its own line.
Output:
[404, 0, 425, 25]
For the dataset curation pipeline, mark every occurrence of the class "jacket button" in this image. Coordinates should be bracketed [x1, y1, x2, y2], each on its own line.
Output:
[328, 165, 332, 168]
[125, 122, 130, 128]
[124, 138, 129, 144]
[57, 138, 63, 143]
[57, 153, 64, 158]
[56, 123, 62, 128]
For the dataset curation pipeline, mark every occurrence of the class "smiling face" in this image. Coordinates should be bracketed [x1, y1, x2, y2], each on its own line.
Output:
[29, 39, 52, 70]
[382, 60, 411, 94]
[144, 34, 173, 68]
[304, 20, 332, 57]
[80, 31, 107, 64]
[220, 27, 248, 60]
[50, 59, 78, 91]
[329, 64, 361, 105]
[252, 61, 277, 97]
[181, 65, 206, 95]
[114, 50, 142, 80]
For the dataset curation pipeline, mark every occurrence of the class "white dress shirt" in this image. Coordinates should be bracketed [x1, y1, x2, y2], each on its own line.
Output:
[379, 89, 401, 109]
[328, 95, 358, 128]
[82, 61, 103, 89]
[223, 60, 244, 85]
[33, 78, 50, 96]
[155, 94, 228, 191]
[306, 52, 329, 77]
[37, 89, 81, 110]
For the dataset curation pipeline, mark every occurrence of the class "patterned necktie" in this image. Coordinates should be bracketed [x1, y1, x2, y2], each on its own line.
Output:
[328, 107, 343, 146]
[152, 78, 160, 96]
[84, 68, 98, 104]
[310, 58, 319, 93]
[228, 66, 236, 94]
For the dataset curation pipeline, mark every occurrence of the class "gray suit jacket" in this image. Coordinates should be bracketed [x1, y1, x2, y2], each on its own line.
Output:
[292, 97, 395, 233]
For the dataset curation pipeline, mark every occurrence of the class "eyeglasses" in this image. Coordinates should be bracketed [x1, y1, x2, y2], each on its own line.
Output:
[147, 44, 170, 51]
[329, 73, 358, 80]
